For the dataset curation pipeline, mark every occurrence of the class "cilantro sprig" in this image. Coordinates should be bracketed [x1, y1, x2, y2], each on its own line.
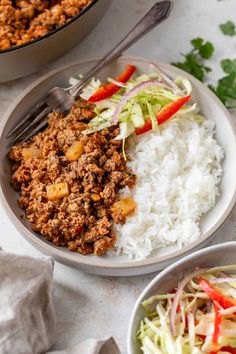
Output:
[172, 37, 214, 82]
[219, 20, 236, 36]
[172, 29, 236, 109]
[191, 38, 214, 59]
[209, 59, 236, 109]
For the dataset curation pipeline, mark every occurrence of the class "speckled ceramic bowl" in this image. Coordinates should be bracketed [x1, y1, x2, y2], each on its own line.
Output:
[0, 56, 236, 276]
[127, 241, 236, 353]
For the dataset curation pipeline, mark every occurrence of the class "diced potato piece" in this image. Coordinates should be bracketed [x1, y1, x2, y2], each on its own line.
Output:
[111, 197, 136, 217]
[46, 182, 69, 201]
[91, 193, 101, 202]
[65, 141, 84, 161]
[22, 146, 41, 159]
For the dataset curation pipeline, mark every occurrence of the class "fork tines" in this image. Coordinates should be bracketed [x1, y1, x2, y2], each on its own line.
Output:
[7, 101, 51, 143]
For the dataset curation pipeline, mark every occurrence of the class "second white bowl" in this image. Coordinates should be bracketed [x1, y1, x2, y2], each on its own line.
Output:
[128, 241, 236, 353]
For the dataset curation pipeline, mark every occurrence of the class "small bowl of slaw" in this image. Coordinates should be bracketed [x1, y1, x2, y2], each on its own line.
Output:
[128, 241, 236, 354]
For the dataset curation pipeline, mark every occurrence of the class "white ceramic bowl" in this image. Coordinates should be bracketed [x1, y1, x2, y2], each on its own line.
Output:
[127, 241, 236, 353]
[0, 56, 236, 276]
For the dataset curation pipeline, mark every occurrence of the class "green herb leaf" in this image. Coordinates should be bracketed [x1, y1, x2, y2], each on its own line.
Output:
[191, 37, 204, 50]
[209, 83, 227, 105]
[173, 59, 205, 82]
[172, 38, 214, 82]
[220, 72, 236, 98]
[219, 20, 236, 36]
[199, 42, 214, 59]
[185, 53, 205, 81]
[209, 72, 236, 107]
[208, 84, 217, 94]
[191, 37, 214, 59]
[221, 58, 236, 74]
[173, 35, 236, 109]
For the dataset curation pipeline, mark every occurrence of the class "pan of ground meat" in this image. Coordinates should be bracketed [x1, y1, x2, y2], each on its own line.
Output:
[0, 0, 111, 82]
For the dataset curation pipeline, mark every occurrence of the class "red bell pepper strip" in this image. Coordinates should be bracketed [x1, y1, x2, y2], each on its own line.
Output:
[213, 301, 222, 347]
[218, 348, 236, 353]
[135, 95, 192, 135]
[199, 278, 236, 310]
[211, 348, 236, 354]
[88, 64, 136, 103]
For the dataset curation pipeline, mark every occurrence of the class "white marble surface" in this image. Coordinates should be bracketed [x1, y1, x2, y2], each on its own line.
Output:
[0, 0, 236, 353]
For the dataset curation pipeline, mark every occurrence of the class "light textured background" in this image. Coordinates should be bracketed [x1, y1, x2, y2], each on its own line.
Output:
[0, 0, 236, 353]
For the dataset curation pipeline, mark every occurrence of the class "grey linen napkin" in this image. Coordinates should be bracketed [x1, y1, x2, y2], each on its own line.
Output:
[0, 251, 120, 354]
[47, 337, 121, 354]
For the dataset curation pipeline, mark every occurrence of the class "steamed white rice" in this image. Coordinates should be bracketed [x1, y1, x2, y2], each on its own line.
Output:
[114, 118, 224, 260]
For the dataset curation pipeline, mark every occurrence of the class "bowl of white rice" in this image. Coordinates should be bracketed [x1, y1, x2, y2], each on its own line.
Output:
[0, 56, 236, 276]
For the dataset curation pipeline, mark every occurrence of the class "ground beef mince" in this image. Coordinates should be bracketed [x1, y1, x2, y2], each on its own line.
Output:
[0, 0, 92, 50]
[9, 98, 136, 256]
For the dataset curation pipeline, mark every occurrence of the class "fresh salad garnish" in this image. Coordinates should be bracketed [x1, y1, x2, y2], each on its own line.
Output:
[77, 64, 203, 159]
[137, 265, 236, 354]
[135, 95, 191, 135]
[88, 64, 136, 103]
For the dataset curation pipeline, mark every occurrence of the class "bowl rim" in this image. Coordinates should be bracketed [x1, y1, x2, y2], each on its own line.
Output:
[0, 0, 99, 55]
[0, 55, 236, 271]
[127, 241, 236, 353]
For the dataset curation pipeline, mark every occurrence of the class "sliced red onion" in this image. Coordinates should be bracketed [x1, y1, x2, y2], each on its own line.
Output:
[170, 267, 210, 336]
[111, 79, 171, 124]
[149, 63, 184, 97]
[210, 277, 236, 284]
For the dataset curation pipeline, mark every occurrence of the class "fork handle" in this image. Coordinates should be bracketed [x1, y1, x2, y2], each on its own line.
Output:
[69, 0, 173, 97]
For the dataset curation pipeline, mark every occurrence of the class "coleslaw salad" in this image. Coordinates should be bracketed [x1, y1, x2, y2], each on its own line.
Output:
[137, 265, 236, 354]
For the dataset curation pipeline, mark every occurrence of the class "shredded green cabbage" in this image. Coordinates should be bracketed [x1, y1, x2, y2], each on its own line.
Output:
[81, 72, 201, 144]
[137, 264, 236, 354]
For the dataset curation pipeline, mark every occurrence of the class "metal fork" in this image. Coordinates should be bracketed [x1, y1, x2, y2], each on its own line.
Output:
[8, 0, 173, 143]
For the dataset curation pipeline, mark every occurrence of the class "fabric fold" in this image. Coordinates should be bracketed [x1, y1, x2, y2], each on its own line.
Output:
[0, 251, 120, 354]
